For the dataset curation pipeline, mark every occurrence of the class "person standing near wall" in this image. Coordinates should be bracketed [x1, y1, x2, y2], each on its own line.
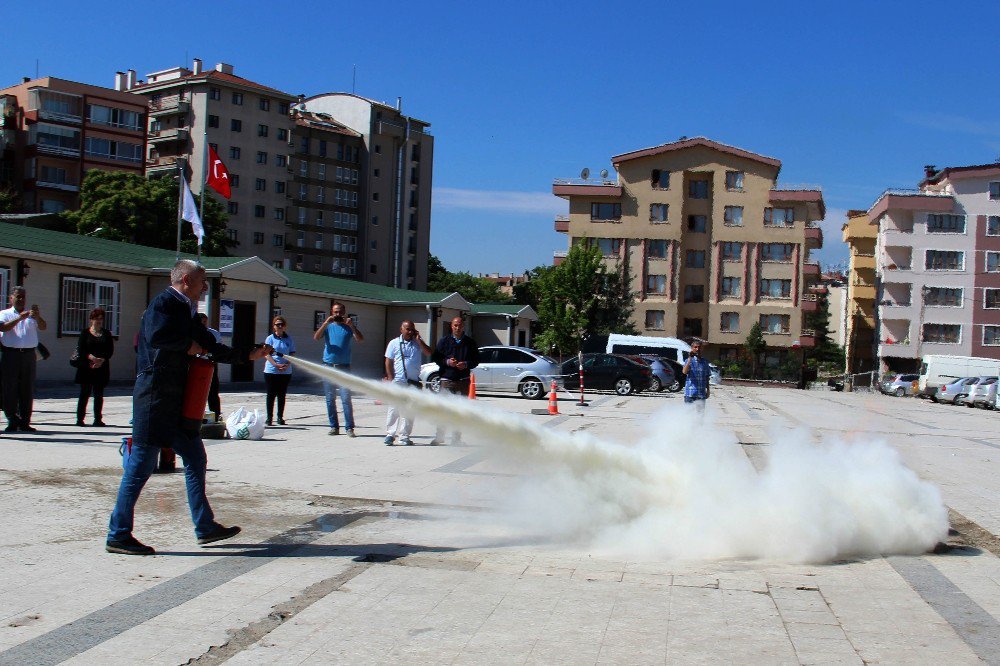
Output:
[264, 315, 296, 426]
[75, 307, 114, 426]
[383, 319, 432, 446]
[313, 302, 363, 437]
[0, 286, 46, 433]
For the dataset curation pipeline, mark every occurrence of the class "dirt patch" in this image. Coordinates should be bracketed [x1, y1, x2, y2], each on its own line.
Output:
[944, 508, 1000, 557]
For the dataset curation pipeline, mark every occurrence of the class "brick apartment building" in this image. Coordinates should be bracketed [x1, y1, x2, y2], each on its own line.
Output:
[868, 163, 1000, 372]
[0, 77, 147, 213]
[552, 137, 825, 366]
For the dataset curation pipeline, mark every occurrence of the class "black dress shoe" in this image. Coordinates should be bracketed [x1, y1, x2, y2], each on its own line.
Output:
[197, 525, 241, 545]
[76, 420, 87, 427]
[4, 424, 18, 433]
[276, 418, 286, 425]
[19, 425, 37, 433]
[106, 536, 155, 555]
[93, 420, 107, 427]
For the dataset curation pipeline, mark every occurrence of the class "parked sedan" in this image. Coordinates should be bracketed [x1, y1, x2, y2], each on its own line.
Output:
[969, 376, 998, 409]
[419, 346, 561, 399]
[881, 373, 920, 397]
[637, 355, 677, 392]
[935, 377, 979, 405]
[561, 353, 653, 396]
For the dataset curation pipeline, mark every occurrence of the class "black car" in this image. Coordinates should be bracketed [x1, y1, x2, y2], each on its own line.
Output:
[561, 353, 653, 395]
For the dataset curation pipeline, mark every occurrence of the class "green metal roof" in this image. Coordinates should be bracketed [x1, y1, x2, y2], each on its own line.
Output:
[0, 221, 247, 270]
[279, 269, 453, 303]
[469, 303, 524, 315]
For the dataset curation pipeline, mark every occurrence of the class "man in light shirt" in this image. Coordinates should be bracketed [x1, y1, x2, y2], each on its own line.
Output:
[0, 286, 47, 433]
[383, 320, 432, 446]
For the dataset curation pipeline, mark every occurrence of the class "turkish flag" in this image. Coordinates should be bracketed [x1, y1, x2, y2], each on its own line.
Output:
[206, 145, 231, 199]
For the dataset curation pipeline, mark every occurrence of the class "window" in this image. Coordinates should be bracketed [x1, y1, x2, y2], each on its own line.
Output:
[255, 178, 266, 191]
[686, 250, 706, 268]
[370, 240, 377, 250]
[651, 169, 670, 189]
[988, 253, 1000, 272]
[760, 279, 792, 298]
[988, 216, 1000, 236]
[229, 147, 241, 160]
[298, 184, 308, 200]
[276, 154, 287, 167]
[650, 203, 668, 222]
[207, 115, 219, 128]
[83, 137, 142, 163]
[278, 102, 289, 114]
[990, 182, 1000, 200]
[259, 98, 270, 111]
[374, 168, 380, 178]
[227, 201, 238, 214]
[724, 206, 743, 226]
[317, 187, 325, 203]
[231, 92, 243, 105]
[646, 275, 667, 294]
[254, 205, 265, 218]
[924, 287, 963, 307]
[371, 216, 378, 226]
[209, 88, 221, 101]
[922, 323, 961, 344]
[985, 289, 1000, 309]
[720, 312, 740, 332]
[927, 213, 965, 233]
[764, 207, 794, 226]
[38, 165, 68, 184]
[275, 208, 284, 221]
[319, 164, 327, 180]
[253, 232, 264, 244]
[296, 231, 305, 247]
[759, 314, 790, 333]
[374, 143, 381, 154]
[277, 128, 288, 141]
[300, 137, 309, 154]
[985, 326, 1000, 346]
[257, 124, 269, 138]
[226, 229, 238, 242]
[319, 140, 327, 157]
[684, 285, 704, 303]
[761, 243, 795, 262]
[372, 192, 380, 202]
[61, 276, 120, 336]
[648, 240, 668, 258]
[645, 310, 665, 329]
[230, 119, 242, 132]
[316, 212, 324, 226]
[593, 238, 620, 256]
[721, 276, 741, 298]
[682, 318, 703, 337]
[299, 161, 308, 177]
[689, 180, 709, 199]
[0, 266, 8, 305]
[273, 234, 284, 247]
[315, 233, 324, 249]
[256, 151, 267, 164]
[687, 215, 706, 232]
[725, 171, 744, 191]
[925, 250, 964, 270]
[591, 202, 622, 220]
[722, 241, 744, 261]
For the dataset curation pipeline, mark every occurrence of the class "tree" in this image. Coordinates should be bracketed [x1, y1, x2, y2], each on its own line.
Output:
[0, 186, 20, 214]
[744, 321, 765, 379]
[62, 170, 233, 256]
[426, 254, 511, 304]
[805, 291, 845, 373]
[532, 242, 636, 356]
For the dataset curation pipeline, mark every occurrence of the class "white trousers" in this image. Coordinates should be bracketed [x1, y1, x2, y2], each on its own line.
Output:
[386, 381, 414, 438]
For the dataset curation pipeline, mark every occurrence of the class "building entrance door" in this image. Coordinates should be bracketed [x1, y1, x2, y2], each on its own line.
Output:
[230, 301, 257, 382]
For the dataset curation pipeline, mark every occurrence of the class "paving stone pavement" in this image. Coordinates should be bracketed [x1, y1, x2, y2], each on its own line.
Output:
[0, 384, 998, 664]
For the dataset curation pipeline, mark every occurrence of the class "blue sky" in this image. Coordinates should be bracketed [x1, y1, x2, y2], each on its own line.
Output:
[7, 2, 1000, 274]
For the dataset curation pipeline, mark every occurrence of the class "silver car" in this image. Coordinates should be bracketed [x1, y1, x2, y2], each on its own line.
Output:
[881, 373, 919, 397]
[420, 346, 561, 399]
[935, 377, 979, 405]
[969, 376, 998, 409]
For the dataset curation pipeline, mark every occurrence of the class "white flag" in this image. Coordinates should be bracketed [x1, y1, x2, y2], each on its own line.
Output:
[181, 178, 205, 246]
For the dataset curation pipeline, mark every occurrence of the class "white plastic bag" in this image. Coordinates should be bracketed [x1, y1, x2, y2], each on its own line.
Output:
[225, 406, 266, 440]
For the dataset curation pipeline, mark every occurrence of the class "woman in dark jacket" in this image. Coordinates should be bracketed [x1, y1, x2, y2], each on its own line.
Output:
[75, 307, 114, 426]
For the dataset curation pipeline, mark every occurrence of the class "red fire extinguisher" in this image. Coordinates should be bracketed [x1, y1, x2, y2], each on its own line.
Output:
[181, 356, 216, 432]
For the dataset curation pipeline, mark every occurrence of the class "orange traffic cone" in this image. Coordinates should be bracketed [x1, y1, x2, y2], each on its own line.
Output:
[548, 381, 559, 415]
[468, 374, 477, 399]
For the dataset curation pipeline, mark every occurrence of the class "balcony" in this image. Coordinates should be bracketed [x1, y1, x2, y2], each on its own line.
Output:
[149, 96, 190, 118]
[851, 281, 876, 300]
[34, 178, 79, 192]
[554, 214, 569, 233]
[799, 329, 817, 348]
[769, 188, 825, 220]
[852, 252, 875, 270]
[552, 179, 622, 199]
[801, 293, 819, 312]
[868, 189, 953, 222]
[148, 127, 189, 144]
[29, 88, 83, 124]
[146, 156, 182, 175]
[878, 338, 917, 358]
[804, 223, 823, 248]
[553, 251, 567, 266]
[803, 262, 820, 279]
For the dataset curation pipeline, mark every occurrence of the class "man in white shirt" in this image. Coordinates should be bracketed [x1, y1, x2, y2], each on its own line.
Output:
[0, 286, 47, 433]
[383, 320, 432, 446]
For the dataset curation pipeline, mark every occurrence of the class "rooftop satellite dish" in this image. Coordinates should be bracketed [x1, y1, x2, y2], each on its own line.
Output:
[600, 169, 609, 179]
[580, 168, 590, 180]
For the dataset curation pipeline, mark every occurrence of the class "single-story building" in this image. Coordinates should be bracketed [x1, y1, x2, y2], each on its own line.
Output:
[0, 222, 535, 384]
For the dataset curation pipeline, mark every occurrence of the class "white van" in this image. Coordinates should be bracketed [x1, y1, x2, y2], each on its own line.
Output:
[918, 354, 1000, 399]
[601, 334, 691, 365]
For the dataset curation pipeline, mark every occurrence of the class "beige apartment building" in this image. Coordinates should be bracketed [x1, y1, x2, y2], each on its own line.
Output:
[119, 61, 297, 268]
[553, 137, 825, 364]
[0, 77, 146, 213]
[842, 210, 877, 374]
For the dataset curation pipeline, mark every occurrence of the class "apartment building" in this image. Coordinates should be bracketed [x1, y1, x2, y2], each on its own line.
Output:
[302, 94, 433, 290]
[552, 137, 825, 365]
[868, 163, 1000, 372]
[286, 109, 365, 276]
[842, 210, 877, 374]
[0, 77, 146, 213]
[120, 60, 297, 268]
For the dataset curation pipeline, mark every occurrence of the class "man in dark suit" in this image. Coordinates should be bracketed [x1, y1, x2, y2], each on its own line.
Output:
[106, 260, 270, 556]
[430, 316, 479, 446]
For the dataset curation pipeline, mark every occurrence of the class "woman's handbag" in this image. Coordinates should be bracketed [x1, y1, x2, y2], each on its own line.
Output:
[69, 349, 81, 368]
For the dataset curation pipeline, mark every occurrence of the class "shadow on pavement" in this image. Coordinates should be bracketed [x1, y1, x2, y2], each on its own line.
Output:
[155, 542, 459, 560]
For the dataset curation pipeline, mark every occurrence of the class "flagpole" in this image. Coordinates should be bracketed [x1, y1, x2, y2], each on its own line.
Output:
[197, 131, 208, 261]
[175, 160, 184, 261]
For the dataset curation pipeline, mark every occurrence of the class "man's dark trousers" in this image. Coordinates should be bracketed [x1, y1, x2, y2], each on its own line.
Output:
[1, 347, 35, 428]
